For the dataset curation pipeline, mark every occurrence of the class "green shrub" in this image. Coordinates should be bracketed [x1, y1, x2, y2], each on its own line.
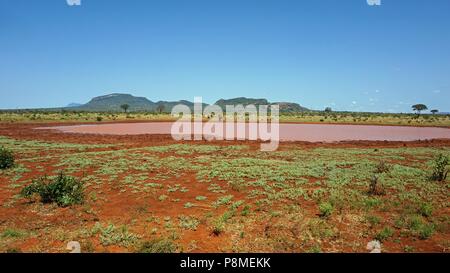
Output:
[318, 202, 333, 218]
[211, 214, 227, 236]
[138, 238, 177, 253]
[365, 215, 381, 226]
[21, 173, 84, 207]
[368, 175, 385, 195]
[195, 196, 207, 201]
[374, 161, 391, 174]
[408, 215, 424, 231]
[6, 248, 22, 253]
[212, 222, 224, 236]
[241, 205, 251, 216]
[404, 245, 415, 253]
[418, 224, 435, 240]
[430, 154, 448, 181]
[1, 229, 24, 238]
[0, 146, 14, 169]
[375, 227, 394, 241]
[418, 203, 433, 218]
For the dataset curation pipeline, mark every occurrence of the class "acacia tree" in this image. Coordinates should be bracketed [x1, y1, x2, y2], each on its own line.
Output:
[412, 104, 428, 116]
[431, 109, 439, 115]
[120, 104, 130, 113]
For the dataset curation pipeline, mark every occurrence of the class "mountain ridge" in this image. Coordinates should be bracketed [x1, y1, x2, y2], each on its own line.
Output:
[69, 93, 309, 113]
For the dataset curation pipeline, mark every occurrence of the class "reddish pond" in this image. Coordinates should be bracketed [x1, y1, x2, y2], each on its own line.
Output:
[40, 122, 450, 142]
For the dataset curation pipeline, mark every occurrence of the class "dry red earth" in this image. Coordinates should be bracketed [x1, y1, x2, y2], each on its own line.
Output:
[0, 122, 449, 253]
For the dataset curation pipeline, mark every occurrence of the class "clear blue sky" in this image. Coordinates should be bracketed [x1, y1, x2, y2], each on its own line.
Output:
[0, 0, 449, 112]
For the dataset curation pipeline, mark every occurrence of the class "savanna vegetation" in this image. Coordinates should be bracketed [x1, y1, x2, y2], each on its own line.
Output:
[0, 110, 449, 127]
[0, 134, 448, 253]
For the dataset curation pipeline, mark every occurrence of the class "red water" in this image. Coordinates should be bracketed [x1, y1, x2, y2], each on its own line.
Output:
[40, 122, 450, 142]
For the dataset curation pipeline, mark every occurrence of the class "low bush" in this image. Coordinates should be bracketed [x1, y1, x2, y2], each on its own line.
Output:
[368, 175, 385, 196]
[21, 173, 84, 207]
[375, 227, 394, 242]
[365, 215, 381, 227]
[418, 224, 435, 240]
[211, 222, 224, 236]
[418, 203, 433, 218]
[6, 248, 22, 253]
[318, 202, 333, 218]
[430, 154, 448, 182]
[374, 161, 391, 174]
[0, 146, 14, 169]
[1, 228, 24, 238]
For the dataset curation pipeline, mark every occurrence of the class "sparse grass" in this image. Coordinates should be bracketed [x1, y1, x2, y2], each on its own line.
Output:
[137, 238, 177, 253]
[365, 215, 381, 227]
[158, 195, 168, 202]
[418, 224, 435, 240]
[213, 195, 234, 208]
[1, 135, 449, 253]
[195, 196, 207, 201]
[178, 216, 200, 231]
[418, 203, 433, 218]
[2, 111, 450, 127]
[1, 229, 25, 239]
[92, 223, 140, 247]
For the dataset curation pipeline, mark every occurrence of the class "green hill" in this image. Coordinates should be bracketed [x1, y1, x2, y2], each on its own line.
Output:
[271, 102, 309, 112]
[72, 94, 309, 113]
[76, 93, 155, 112]
[214, 97, 269, 109]
[4, 94, 309, 113]
[214, 97, 309, 112]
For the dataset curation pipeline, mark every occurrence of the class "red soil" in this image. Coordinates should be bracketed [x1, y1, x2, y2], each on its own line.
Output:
[0, 122, 449, 253]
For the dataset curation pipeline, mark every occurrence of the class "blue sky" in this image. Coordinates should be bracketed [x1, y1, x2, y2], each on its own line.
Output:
[0, 0, 449, 112]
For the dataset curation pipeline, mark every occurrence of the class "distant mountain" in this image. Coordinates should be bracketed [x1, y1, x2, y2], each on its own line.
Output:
[215, 97, 269, 109]
[70, 94, 203, 113]
[66, 103, 83, 108]
[75, 93, 155, 111]
[156, 100, 192, 112]
[214, 97, 309, 112]
[63, 93, 309, 113]
[271, 102, 309, 112]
